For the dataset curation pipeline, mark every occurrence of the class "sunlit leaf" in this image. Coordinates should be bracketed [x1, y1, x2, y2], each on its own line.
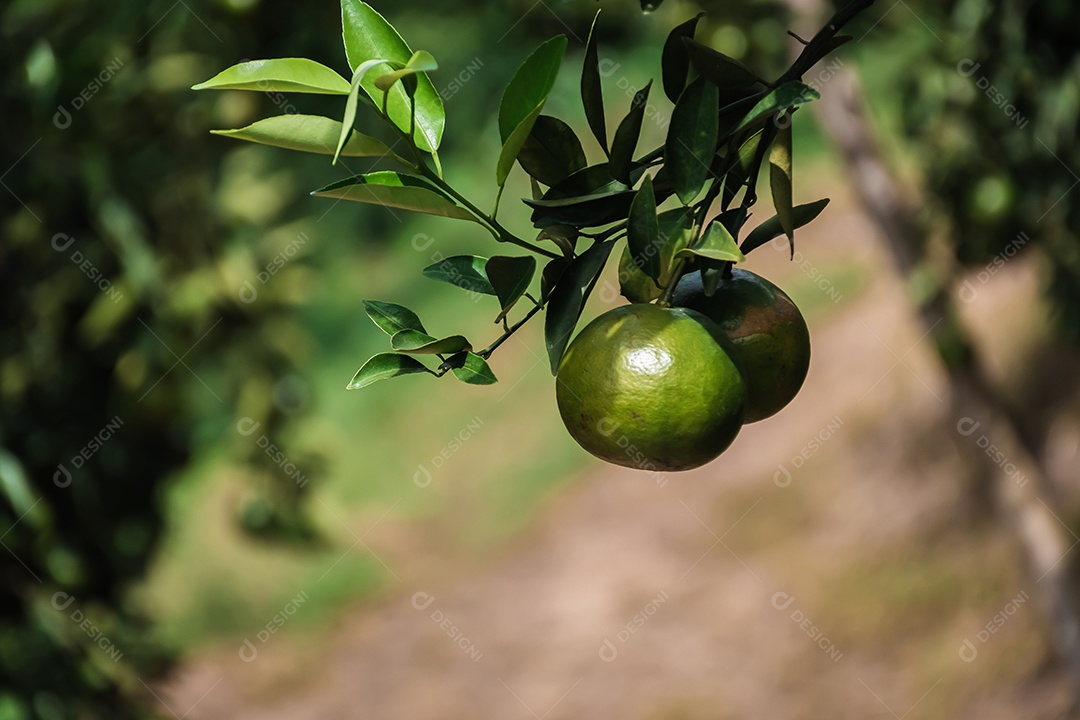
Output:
[311, 172, 477, 222]
[335, 58, 390, 163]
[769, 120, 795, 255]
[347, 353, 431, 389]
[211, 115, 401, 160]
[627, 175, 661, 281]
[497, 36, 568, 186]
[192, 58, 350, 94]
[445, 352, 498, 385]
[341, 0, 445, 152]
[675, 219, 745, 263]
[373, 50, 438, 92]
[390, 330, 471, 354]
[363, 299, 427, 336]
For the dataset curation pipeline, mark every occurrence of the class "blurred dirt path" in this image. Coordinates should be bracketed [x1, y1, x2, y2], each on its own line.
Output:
[164, 197, 1073, 720]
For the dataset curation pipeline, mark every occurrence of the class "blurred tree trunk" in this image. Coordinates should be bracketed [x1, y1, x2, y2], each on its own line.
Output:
[784, 0, 1080, 697]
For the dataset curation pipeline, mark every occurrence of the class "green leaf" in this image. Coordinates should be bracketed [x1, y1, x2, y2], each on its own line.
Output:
[445, 352, 498, 385]
[684, 39, 762, 91]
[582, 11, 607, 155]
[496, 36, 568, 186]
[537, 224, 579, 257]
[666, 76, 719, 205]
[720, 128, 764, 209]
[211, 115, 400, 159]
[390, 330, 471, 354]
[627, 175, 661, 281]
[192, 58, 350, 94]
[335, 58, 390, 163]
[661, 13, 704, 104]
[769, 120, 795, 256]
[525, 188, 637, 228]
[421, 255, 496, 295]
[741, 198, 830, 255]
[734, 81, 819, 132]
[618, 207, 694, 302]
[518, 115, 588, 186]
[543, 163, 629, 200]
[373, 50, 438, 92]
[486, 256, 537, 322]
[800, 35, 853, 69]
[311, 172, 477, 222]
[341, 0, 445, 152]
[675, 219, 746, 263]
[544, 241, 615, 373]
[363, 300, 426, 336]
[347, 352, 431, 389]
[609, 81, 652, 186]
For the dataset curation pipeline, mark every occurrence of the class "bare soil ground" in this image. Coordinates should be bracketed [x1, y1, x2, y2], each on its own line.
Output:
[161, 193, 1078, 720]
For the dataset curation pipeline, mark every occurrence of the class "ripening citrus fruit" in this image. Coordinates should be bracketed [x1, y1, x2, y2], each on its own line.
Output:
[672, 268, 810, 423]
[555, 304, 746, 472]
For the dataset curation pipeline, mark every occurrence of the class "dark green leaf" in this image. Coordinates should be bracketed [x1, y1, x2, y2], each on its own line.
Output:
[666, 77, 719, 204]
[347, 353, 431, 389]
[769, 120, 794, 255]
[391, 330, 471, 354]
[800, 35, 853, 69]
[363, 300, 427, 336]
[486, 256, 537, 322]
[445, 352, 498, 385]
[526, 188, 637, 228]
[537, 224, 579, 257]
[582, 11, 607, 155]
[618, 207, 694, 302]
[609, 81, 652, 185]
[543, 163, 628, 200]
[544, 241, 615, 374]
[421, 255, 496, 295]
[518, 115, 588, 186]
[675, 219, 745, 263]
[734, 81, 819, 132]
[211, 115, 401, 160]
[311, 172, 477, 222]
[341, 0, 445, 152]
[684, 39, 762, 91]
[192, 58, 350, 94]
[373, 50, 438, 92]
[720, 128, 764, 209]
[661, 13, 704, 104]
[497, 36, 568, 186]
[741, 198, 829, 255]
[541, 257, 570, 299]
[627, 175, 661, 281]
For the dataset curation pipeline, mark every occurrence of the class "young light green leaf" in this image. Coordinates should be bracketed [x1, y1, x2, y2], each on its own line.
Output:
[496, 36, 568, 186]
[390, 330, 471, 354]
[675, 219, 746, 263]
[666, 76, 719, 204]
[661, 13, 704, 103]
[421, 255, 496, 295]
[446, 352, 498, 385]
[684, 39, 762, 91]
[335, 58, 390, 163]
[486, 256, 537, 322]
[734, 81, 819, 132]
[373, 50, 438, 92]
[347, 352, 431, 389]
[211, 115, 401, 159]
[311, 172, 477, 222]
[609, 80, 652, 185]
[363, 299, 427, 336]
[582, 11, 607, 154]
[769, 120, 795, 255]
[740, 198, 830, 255]
[518, 115, 588, 186]
[192, 58, 350, 94]
[627, 175, 661, 281]
[341, 0, 445, 152]
[544, 240, 615, 373]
